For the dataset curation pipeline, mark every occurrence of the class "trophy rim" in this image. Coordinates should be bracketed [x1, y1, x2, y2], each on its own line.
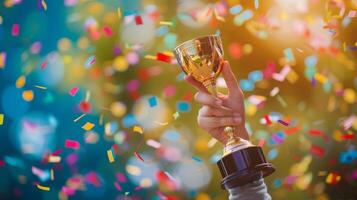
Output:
[174, 34, 221, 52]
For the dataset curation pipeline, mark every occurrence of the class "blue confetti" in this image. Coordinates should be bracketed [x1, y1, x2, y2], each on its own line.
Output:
[268, 148, 278, 160]
[229, 4, 243, 15]
[273, 179, 282, 188]
[177, 101, 191, 112]
[122, 114, 138, 128]
[148, 96, 158, 107]
[192, 156, 202, 162]
[239, 79, 254, 91]
[248, 70, 263, 82]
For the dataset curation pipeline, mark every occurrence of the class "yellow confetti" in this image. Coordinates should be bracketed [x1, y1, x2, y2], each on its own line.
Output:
[159, 21, 173, 26]
[74, 114, 86, 122]
[36, 184, 50, 191]
[133, 125, 143, 134]
[48, 155, 61, 163]
[144, 55, 156, 60]
[342, 42, 346, 52]
[22, 90, 34, 102]
[41, 0, 47, 11]
[82, 122, 95, 131]
[16, 75, 26, 88]
[286, 70, 299, 84]
[153, 121, 169, 126]
[35, 85, 47, 90]
[314, 73, 328, 84]
[85, 90, 91, 102]
[173, 111, 179, 119]
[343, 88, 356, 104]
[117, 7, 122, 19]
[107, 150, 114, 163]
[0, 114, 4, 125]
[0, 52, 6, 69]
[50, 169, 54, 180]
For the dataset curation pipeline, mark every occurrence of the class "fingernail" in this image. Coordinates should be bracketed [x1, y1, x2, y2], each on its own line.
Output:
[233, 112, 240, 117]
[215, 99, 222, 105]
[234, 117, 241, 123]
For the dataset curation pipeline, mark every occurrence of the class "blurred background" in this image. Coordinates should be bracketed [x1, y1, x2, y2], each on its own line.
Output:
[0, 0, 356, 199]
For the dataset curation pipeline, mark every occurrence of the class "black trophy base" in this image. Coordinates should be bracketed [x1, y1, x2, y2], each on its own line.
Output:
[217, 146, 275, 190]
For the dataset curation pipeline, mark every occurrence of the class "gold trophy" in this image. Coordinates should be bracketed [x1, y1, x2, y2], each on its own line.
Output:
[174, 35, 275, 189]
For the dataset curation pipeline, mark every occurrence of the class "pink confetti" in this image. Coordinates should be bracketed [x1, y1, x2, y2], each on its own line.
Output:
[348, 10, 356, 18]
[69, 87, 79, 96]
[65, 139, 80, 150]
[41, 59, 48, 69]
[114, 182, 122, 191]
[12, 24, 20, 36]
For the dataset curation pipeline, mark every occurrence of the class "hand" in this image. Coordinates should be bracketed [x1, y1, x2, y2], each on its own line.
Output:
[184, 61, 249, 144]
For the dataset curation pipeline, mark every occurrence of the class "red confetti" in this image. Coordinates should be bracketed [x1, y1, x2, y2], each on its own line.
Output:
[102, 26, 113, 37]
[156, 53, 172, 63]
[112, 144, 118, 154]
[134, 15, 143, 25]
[134, 152, 144, 162]
[264, 115, 272, 125]
[69, 87, 79, 97]
[342, 132, 355, 140]
[258, 139, 266, 147]
[309, 129, 329, 142]
[0, 160, 5, 167]
[284, 126, 300, 135]
[79, 101, 91, 113]
[310, 144, 325, 157]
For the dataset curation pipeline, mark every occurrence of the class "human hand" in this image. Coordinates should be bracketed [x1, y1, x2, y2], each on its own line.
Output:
[184, 61, 249, 144]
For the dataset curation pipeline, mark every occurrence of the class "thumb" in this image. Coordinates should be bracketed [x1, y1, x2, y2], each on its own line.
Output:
[221, 61, 240, 96]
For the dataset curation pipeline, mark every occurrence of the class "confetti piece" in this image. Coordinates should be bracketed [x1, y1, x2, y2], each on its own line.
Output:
[177, 101, 191, 112]
[268, 148, 278, 160]
[117, 8, 122, 19]
[85, 55, 96, 68]
[192, 156, 202, 162]
[278, 119, 290, 126]
[134, 152, 144, 162]
[134, 15, 143, 25]
[270, 87, 279, 97]
[69, 87, 79, 96]
[41, 0, 47, 11]
[310, 144, 325, 157]
[82, 122, 95, 131]
[264, 115, 272, 125]
[73, 114, 85, 122]
[173, 111, 179, 119]
[107, 149, 115, 163]
[114, 182, 122, 191]
[22, 90, 34, 102]
[0, 114, 3, 125]
[284, 126, 300, 135]
[65, 139, 80, 150]
[11, 24, 19, 36]
[48, 156, 61, 163]
[41, 59, 48, 69]
[348, 10, 356, 18]
[50, 169, 54, 180]
[276, 95, 287, 107]
[326, 172, 341, 184]
[272, 65, 291, 82]
[159, 21, 173, 26]
[283, 48, 295, 62]
[254, 0, 259, 10]
[146, 139, 161, 149]
[156, 52, 172, 63]
[133, 125, 143, 134]
[37, 184, 50, 191]
[35, 85, 47, 90]
[0, 160, 4, 167]
[0, 52, 6, 68]
[148, 96, 158, 107]
[207, 138, 217, 148]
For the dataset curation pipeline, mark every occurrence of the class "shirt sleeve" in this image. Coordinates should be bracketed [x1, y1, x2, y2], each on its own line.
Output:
[228, 178, 271, 200]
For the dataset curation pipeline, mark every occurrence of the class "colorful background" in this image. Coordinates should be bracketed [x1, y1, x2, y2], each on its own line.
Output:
[0, 0, 357, 199]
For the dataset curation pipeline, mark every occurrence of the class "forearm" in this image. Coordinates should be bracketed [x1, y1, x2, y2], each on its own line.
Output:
[228, 178, 271, 200]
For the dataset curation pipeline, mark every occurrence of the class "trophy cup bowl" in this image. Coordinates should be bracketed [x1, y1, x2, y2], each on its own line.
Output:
[174, 35, 275, 189]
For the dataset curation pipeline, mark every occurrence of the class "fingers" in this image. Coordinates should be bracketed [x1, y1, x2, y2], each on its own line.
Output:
[184, 75, 209, 93]
[194, 92, 223, 108]
[199, 105, 240, 117]
[197, 116, 242, 129]
[221, 61, 241, 96]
